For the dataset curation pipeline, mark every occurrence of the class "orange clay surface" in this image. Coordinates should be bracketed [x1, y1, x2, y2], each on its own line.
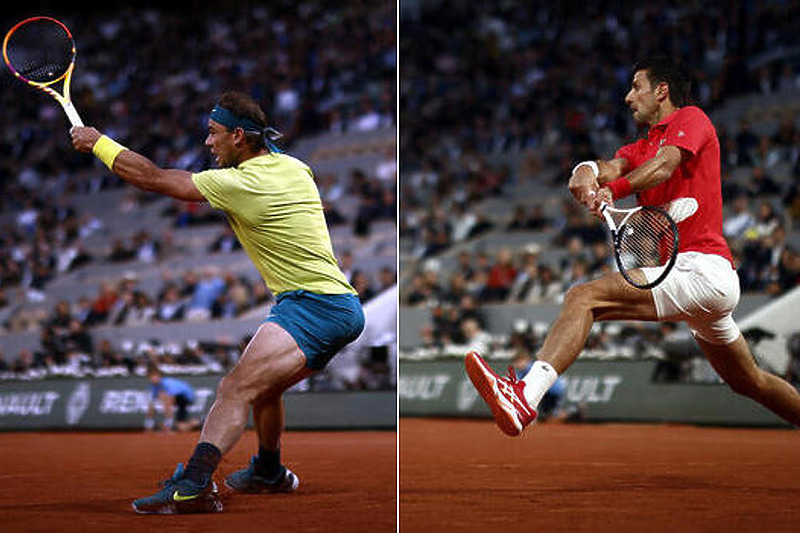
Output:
[0, 429, 396, 532]
[400, 418, 800, 533]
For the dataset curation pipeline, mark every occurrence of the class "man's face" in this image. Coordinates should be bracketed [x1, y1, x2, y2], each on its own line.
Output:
[624, 70, 663, 125]
[205, 119, 238, 167]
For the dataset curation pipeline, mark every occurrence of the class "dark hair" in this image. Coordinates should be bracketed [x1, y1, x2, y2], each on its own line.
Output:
[217, 91, 269, 150]
[146, 362, 161, 377]
[633, 57, 691, 108]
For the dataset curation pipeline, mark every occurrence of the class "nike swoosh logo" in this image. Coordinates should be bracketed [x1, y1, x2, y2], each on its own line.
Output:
[172, 490, 198, 502]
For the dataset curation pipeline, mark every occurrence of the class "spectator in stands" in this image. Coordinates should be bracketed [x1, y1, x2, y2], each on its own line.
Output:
[522, 264, 563, 305]
[378, 267, 396, 293]
[445, 203, 473, 244]
[588, 241, 614, 277]
[216, 276, 252, 319]
[62, 318, 94, 368]
[752, 136, 782, 170]
[338, 250, 355, 284]
[461, 317, 491, 355]
[723, 194, 756, 240]
[735, 119, 759, 166]
[431, 304, 463, 345]
[351, 270, 376, 304]
[44, 300, 73, 359]
[484, 248, 517, 301]
[507, 246, 541, 303]
[155, 284, 186, 322]
[0, 349, 9, 372]
[375, 146, 397, 183]
[506, 204, 530, 231]
[107, 237, 136, 263]
[95, 339, 135, 371]
[405, 272, 434, 306]
[745, 166, 782, 198]
[11, 349, 39, 374]
[720, 168, 744, 202]
[125, 292, 157, 326]
[208, 226, 242, 254]
[526, 204, 552, 231]
[786, 332, 800, 387]
[133, 231, 161, 263]
[782, 179, 800, 221]
[765, 245, 800, 296]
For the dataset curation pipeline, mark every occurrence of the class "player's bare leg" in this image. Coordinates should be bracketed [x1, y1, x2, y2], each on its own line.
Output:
[467, 271, 659, 435]
[537, 271, 659, 372]
[254, 394, 284, 451]
[698, 335, 800, 426]
[523, 271, 659, 404]
[224, 392, 301, 493]
[215, 327, 308, 493]
[201, 322, 311, 454]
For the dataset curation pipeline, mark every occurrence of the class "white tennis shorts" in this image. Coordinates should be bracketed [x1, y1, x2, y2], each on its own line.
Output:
[642, 252, 741, 345]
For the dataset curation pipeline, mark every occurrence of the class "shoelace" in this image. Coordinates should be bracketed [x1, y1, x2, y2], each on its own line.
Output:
[158, 471, 183, 488]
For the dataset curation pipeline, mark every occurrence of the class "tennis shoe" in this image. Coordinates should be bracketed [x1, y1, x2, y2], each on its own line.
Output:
[224, 458, 299, 494]
[465, 351, 537, 436]
[132, 463, 222, 514]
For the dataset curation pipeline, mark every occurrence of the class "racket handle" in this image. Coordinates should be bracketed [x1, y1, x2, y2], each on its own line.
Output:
[62, 101, 84, 127]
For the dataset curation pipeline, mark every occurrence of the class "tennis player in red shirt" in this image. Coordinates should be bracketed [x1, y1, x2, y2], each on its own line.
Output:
[466, 57, 800, 435]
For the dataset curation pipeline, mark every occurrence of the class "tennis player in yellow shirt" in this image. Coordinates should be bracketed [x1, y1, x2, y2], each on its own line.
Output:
[71, 91, 365, 514]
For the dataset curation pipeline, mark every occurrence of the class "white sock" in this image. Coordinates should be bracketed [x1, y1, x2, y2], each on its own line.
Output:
[521, 361, 558, 409]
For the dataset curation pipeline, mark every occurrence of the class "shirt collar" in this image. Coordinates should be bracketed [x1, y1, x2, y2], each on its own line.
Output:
[651, 108, 681, 131]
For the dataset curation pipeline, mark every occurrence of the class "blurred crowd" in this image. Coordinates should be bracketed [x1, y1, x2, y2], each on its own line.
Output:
[0, 1, 397, 378]
[399, 0, 800, 360]
[1, 0, 395, 209]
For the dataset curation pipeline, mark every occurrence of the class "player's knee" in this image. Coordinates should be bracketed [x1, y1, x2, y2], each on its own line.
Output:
[216, 374, 253, 403]
[563, 283, 595, 311]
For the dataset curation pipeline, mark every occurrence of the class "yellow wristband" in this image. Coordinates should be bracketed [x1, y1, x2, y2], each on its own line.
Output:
[91, 135, 127, 170]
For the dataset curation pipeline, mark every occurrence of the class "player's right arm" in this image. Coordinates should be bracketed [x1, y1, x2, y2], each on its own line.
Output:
[70, 126, 205, 202]
[569, 157, 629, 208]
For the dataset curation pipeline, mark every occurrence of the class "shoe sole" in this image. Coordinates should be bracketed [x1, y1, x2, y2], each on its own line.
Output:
[465, 352, 525, 437]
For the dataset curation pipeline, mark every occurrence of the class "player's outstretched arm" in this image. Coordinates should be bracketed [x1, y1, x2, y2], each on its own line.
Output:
[70, 126, 205, 202]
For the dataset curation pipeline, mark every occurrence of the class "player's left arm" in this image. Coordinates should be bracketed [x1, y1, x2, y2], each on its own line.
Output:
[594, 145, 686, 208]
[624, 145, 685, 192]
[70, 126, 205, 202]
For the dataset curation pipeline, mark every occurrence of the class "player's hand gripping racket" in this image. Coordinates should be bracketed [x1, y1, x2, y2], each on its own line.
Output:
[599, 202, 679, 289]
[3, 16, 83, 127]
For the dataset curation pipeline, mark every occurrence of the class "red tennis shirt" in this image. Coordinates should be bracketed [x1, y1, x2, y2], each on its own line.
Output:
[614, 106, 734, 265]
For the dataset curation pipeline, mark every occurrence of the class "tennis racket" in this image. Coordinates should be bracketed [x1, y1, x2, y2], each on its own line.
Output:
[3, 16, 83, 127]
[600, 202, 679, 289]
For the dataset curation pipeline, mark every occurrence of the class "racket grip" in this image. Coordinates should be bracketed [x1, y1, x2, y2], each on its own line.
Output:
[62, 101, 84, 127]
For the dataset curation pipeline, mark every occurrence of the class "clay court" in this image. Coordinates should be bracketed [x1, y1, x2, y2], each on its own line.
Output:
[401, 418, 800, 532]
[0, 429, 396, 532]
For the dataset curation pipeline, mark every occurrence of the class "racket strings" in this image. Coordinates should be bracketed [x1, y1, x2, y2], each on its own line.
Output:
[616, 209, 677, 270]
[5, 20, 73, 83]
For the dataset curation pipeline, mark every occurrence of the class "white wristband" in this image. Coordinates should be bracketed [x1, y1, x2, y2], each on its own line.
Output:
[572, 160, 599, 178]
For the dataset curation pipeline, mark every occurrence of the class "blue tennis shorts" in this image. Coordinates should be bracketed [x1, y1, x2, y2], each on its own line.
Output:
[265, 291, 365, 370]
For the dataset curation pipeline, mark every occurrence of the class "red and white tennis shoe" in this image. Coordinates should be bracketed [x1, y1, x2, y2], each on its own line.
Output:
[465, 351, 537, 436]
